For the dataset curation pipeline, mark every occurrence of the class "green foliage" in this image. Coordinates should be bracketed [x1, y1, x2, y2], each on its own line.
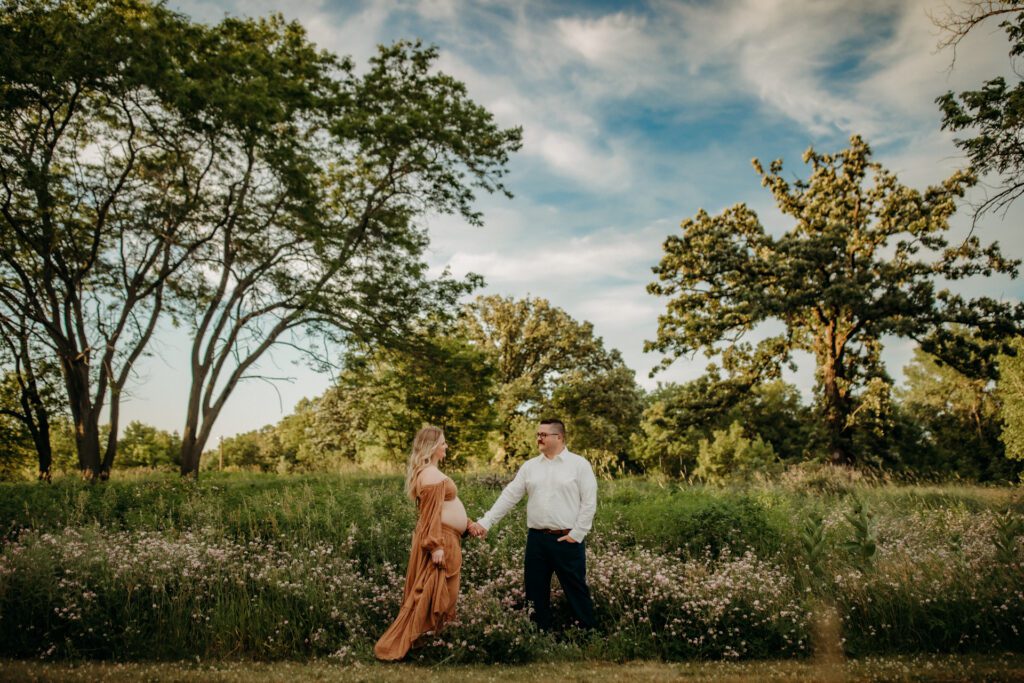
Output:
[550, 363, 644, 473]
[695, 421, 779, 485]
[0, 473, 1022, 661]
[0, 0, 225, 476]
[998, 337, 1024, 462]
[116, 421, 181, 469]
[0, 0, 522, 476]
[936, 1, 1024, 216]
[174, 32, 522, 473]
[797, 510, 827, 591]
[647, 135, 1022, 465]
[327, 328, 498, 469]
[635, 377, 814, 477]
[459, 295, 642, 466]
[215, 426, 282, 473]
[993, 509, 1024, 567]
[896, 344, 1018, 480]
[608, 486, 788, 559]
[841, 497, 876, 572]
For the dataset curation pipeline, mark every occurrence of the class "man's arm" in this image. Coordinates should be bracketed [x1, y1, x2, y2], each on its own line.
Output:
[567, 459, 597, 542]
[476, 463, 529, 533]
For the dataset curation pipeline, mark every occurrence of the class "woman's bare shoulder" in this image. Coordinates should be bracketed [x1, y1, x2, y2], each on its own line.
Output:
[417, 466, 445, 486]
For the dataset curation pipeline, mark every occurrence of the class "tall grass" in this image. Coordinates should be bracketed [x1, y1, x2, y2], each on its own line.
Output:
[0, 471, 1020, 662]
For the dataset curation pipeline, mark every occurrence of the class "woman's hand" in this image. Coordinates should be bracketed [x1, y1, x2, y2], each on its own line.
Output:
[431, 547, 444, 566]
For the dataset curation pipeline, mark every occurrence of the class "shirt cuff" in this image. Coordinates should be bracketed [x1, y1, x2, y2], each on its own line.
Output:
[568, 529, 586, 542]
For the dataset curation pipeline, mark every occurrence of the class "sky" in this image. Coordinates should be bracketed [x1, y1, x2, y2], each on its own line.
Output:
[120, 0, 1024, 442]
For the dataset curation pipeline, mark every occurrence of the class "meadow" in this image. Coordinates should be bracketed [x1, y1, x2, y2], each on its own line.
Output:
[0, 467, 1021, 671]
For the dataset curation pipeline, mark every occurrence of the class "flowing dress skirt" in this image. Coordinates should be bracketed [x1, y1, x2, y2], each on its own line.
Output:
[374, 524, 463, 660]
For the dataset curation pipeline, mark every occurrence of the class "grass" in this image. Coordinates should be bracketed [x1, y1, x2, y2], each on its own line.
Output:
[0, 471, 1021, 663]
[2, 654, 1024, 682]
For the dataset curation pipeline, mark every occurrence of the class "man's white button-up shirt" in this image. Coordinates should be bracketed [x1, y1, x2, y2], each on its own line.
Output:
[478, 448, 598, 542]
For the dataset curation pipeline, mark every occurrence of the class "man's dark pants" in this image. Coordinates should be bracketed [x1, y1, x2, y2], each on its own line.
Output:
[524, 528, 596, 631]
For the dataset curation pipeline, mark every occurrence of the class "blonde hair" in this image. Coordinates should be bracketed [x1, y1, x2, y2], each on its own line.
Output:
[404, 426, 445, 501]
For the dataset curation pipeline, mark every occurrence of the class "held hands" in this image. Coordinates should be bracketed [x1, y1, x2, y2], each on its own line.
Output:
[467, 521, 487, 539]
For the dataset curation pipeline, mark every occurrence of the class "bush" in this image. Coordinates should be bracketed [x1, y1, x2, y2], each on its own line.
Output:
[695, 422, 779, 484]
[610, 488, 788, 559]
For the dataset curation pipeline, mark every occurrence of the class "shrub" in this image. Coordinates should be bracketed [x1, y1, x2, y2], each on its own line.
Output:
[695, 422, 779, 484]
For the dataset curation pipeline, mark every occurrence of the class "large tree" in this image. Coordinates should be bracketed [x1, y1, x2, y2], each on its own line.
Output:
[0, 0, 219, 478]
[173, 35, 521, 476]
[934, 1, 1024, 218]
[647, 135, 1023, 465]
[326, 326, 498, 467]
[459, 294, 641, 464]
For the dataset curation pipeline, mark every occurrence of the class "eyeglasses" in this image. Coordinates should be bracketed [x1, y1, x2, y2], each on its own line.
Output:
[536, 432, 562, 440]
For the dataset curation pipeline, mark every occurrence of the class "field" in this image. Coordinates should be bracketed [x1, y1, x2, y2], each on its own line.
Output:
[0, 469, 1021, 677]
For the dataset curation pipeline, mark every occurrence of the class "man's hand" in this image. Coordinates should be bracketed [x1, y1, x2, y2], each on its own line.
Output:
[557, 534, 578, 543]
[431, 548, 445, 566]
[467, 521, 487, 538]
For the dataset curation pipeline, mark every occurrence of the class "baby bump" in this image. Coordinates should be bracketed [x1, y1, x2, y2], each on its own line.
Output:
[440, 497, 468, 532]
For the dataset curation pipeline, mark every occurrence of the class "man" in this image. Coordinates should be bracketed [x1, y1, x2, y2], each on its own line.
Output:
[468, 418, 597, 631]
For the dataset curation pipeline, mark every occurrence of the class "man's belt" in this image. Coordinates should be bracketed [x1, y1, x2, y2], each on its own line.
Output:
[531, 528, 571, 536]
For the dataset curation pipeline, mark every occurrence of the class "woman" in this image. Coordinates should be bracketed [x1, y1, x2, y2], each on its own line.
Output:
[374, 426, 473, 661]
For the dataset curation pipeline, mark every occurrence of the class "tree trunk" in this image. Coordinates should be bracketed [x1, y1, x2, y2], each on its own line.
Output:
[62, 355, 102, 477]
[179, 425, 202, 478]
[819, 332, 854, 465]
[29, 403, 53, 483]
[821, 368, 853, 464]
[16, 361, 53, 482]
[99, 387, 121, 480]
[179, 372, 205, 477]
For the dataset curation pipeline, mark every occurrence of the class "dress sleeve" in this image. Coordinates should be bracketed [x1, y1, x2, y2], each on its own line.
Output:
[415, 481, 446, 554]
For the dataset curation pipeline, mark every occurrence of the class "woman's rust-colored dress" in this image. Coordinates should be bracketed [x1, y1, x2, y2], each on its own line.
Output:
[374, 477, 466, 661]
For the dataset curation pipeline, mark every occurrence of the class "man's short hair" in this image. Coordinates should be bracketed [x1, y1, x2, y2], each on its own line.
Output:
[539, 418, 565, 437]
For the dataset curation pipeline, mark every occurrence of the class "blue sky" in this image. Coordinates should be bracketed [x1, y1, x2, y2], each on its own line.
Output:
[122, 0, 1023, 441]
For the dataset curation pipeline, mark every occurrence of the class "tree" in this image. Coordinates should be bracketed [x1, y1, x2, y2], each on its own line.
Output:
[0, 372, 37, 481]
[0, 0, 220, 478]
[694, 421, 779, 485]
[215, 425, 280, 472]
[117, 420, 181, 469]
[549, 364, 644, 474]
[328, 327, 497, 467]
[934, 1, 1024, 218]
[634, 374, 814, 477]
[647, 135, 1023, 465]
[173, 34, 521, 476]
[0, 310, 65, 479]
[997, 336, 1024, 464]
[458, 295, 639, 464]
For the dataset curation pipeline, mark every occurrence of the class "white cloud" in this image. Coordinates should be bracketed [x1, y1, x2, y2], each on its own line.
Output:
[530, 128, 632, 190]
[440, 224, 661, 286]
[556, 12, 653, 66]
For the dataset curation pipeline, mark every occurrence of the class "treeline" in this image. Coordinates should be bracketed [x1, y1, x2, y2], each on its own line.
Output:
[200, 295, 1022, 483]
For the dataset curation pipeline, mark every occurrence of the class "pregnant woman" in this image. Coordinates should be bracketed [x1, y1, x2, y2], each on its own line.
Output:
[374, 426, 473, 661]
